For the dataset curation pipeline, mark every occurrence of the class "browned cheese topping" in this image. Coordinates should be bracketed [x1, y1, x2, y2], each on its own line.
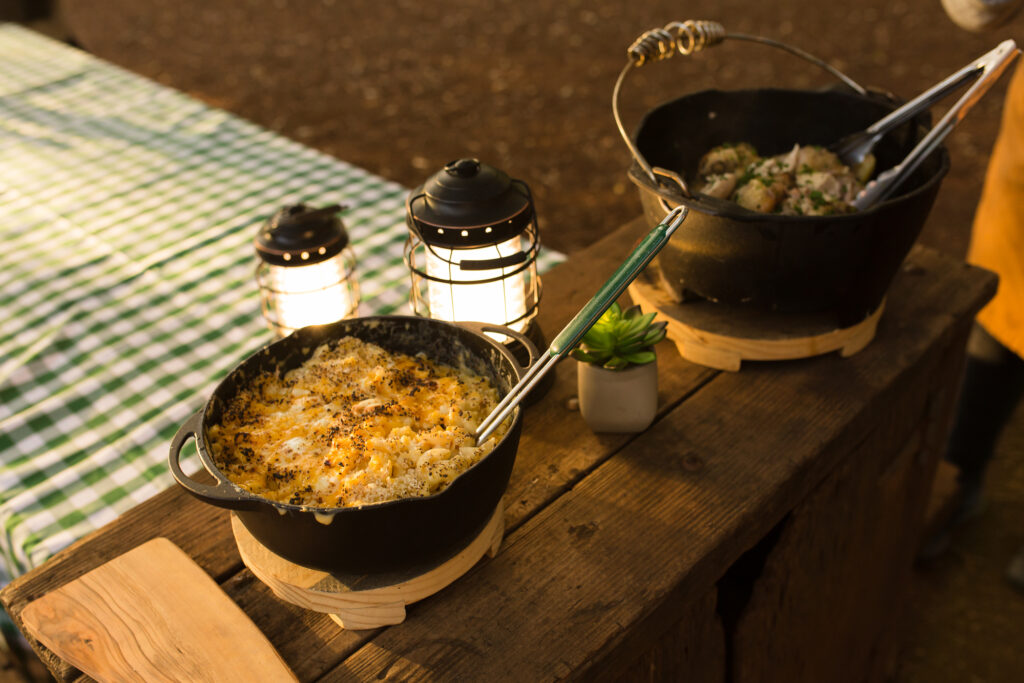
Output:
[207, 336, 509, 507]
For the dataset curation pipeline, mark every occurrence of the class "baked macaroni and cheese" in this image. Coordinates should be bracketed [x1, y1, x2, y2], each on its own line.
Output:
[207, 336, 509, 508]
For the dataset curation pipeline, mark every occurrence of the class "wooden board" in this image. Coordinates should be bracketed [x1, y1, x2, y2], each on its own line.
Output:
[731, 318, 966, 682]
[20, 538, 295, 683]
[612, 589, 725, 682]
[232, 502, 504, 630]
[629, 267, 884, 371]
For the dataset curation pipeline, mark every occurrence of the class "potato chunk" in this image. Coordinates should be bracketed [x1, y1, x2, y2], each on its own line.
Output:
[697, 142, 759, 177]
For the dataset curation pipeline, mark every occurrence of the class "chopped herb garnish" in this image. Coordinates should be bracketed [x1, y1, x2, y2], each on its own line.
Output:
[736, 168, 757, 187]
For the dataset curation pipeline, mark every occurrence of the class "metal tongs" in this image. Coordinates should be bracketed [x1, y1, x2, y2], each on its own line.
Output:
[475, 206, 688, 443]
[851, 39, 1020, 210]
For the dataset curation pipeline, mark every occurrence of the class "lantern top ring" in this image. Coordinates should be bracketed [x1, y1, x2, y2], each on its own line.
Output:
[406, 195, 532, 248]
[406, 159, 537, 249]
[255, 203, 351, 267]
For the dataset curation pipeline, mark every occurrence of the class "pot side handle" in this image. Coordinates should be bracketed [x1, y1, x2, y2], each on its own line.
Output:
[457, 321, 539, 380]
[168, 410, 261, 512]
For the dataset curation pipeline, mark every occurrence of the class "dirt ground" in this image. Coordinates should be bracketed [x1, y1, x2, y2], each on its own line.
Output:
[14, 0, 1024, 680]
[44, 0, 1024, 260]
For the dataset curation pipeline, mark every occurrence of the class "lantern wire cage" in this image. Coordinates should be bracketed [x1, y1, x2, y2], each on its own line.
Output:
[404, 217, 542, 333]
[255, 247, 360, 337]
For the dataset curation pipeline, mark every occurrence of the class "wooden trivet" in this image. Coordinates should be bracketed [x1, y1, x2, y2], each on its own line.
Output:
[232, 501, 504, 630]
[628, 270, 884, 372]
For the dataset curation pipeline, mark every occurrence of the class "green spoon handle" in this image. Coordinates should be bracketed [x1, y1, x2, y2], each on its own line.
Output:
[550, 206, 687, 356]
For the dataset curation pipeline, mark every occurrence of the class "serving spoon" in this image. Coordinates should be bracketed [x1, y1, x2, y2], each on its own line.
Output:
[849, 39, 1019, 210]
[475, 206, 688, 443]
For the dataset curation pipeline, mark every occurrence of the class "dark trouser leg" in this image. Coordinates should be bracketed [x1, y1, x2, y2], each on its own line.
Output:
[946, 324, 1024, 494]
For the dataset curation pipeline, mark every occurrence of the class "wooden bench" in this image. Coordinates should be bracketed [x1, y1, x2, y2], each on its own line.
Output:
[1, 217, 995, 681]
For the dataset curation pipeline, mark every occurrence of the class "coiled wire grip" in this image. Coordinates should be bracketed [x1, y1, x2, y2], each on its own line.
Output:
[613, 20, 869, 197]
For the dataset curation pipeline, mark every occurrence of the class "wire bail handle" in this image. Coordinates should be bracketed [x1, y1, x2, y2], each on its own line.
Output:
[612, 20, 870, 195]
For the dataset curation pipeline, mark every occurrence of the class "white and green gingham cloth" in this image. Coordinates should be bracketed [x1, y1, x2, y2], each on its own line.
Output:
[0, 25, 563, 587]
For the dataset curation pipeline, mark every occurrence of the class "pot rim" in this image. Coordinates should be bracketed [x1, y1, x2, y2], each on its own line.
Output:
[629, 86, 951, 222]
[178, 315, 526, 516]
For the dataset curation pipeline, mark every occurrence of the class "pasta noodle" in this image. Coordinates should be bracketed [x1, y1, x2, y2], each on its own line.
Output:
[207, 336, 508, 508]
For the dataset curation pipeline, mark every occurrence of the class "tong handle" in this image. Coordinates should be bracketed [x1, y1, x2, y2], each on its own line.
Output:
[475, 206, 688, 443]
[860, 55, 987, 140]
[549, 206, 687, 356]
[854, 39, 1020, 210]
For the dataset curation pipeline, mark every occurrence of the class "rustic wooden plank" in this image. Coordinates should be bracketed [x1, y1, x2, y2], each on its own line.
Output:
[326, 246, 994, 680]
[731, 315, 968, 682]
[508, 217, 717, 527]
[223, 570, 378, 682]
[734, 433, 923, 683]
[613, 589, 725, 683]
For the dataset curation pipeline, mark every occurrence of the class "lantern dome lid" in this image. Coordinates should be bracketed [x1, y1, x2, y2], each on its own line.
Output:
[255, 203, 349, 267]
[407, 158, 534, 247]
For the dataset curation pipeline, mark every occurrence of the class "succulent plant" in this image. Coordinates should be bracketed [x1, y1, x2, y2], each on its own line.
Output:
[570, 302, 667, 370]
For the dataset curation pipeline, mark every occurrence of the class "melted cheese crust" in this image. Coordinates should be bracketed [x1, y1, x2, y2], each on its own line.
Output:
[207, 336, 509, 508]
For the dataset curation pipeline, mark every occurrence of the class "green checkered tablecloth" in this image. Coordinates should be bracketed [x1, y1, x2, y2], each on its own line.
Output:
[0, 25, 564, 587]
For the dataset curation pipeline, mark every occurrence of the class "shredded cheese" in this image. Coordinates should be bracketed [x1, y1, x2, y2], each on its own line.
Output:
[207, 336, 509, 507]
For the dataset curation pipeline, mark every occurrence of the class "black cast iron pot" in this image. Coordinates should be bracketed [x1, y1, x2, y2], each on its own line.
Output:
[169, 316, 532, 575]
[630, 87, 949, 327]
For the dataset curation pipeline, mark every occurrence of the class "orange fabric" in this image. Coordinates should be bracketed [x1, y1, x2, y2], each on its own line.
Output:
[968, 62, 1024, 358]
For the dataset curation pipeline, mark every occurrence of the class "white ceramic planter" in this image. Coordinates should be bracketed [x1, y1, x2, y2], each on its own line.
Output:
[577, 360, 659, 433]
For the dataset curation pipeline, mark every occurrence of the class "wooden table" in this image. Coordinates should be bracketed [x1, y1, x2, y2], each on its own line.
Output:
[1, 217, 996, 682]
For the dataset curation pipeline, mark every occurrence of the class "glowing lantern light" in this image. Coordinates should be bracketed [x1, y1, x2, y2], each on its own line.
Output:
[255, 203, 359, 337]
[405, 159, 542, 347]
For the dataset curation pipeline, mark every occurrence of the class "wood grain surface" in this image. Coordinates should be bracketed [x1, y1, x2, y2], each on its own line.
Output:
[0, 218, 998, 682]
[616, 589, 725, 683]
[20, 538, 295, 683]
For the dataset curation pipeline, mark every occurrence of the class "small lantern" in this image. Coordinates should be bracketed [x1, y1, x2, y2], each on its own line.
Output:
[404, 159, 541, 342]
[255, 203, 359, 337]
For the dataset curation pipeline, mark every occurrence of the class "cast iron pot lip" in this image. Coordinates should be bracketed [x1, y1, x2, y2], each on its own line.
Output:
[195, 314, 525, 516]
[630, 86, 952, 223]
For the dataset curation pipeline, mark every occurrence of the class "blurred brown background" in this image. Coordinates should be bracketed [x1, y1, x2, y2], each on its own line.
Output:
[7, 0, 1024, 681]
[45, 0, 1024, 258]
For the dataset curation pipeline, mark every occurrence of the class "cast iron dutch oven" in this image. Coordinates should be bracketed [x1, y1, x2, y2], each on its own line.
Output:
[169, 316, 533, 575]
[616, 22, 950, 327]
